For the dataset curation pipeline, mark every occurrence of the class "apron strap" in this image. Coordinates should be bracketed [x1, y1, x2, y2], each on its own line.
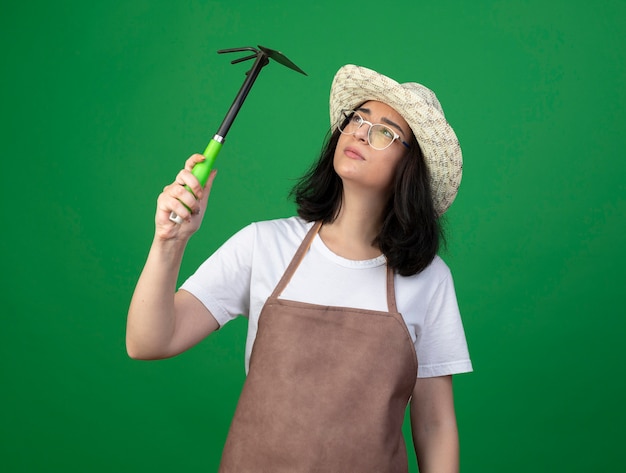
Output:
[270, 221, 322, 299]
[386, 266, 398, 314]
[271, 220, 399, 314]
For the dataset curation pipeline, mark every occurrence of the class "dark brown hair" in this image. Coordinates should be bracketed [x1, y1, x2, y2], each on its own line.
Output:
[290, 127, 443, 276]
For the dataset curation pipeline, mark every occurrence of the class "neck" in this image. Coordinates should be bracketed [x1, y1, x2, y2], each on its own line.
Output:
[319, 185, 389, 260]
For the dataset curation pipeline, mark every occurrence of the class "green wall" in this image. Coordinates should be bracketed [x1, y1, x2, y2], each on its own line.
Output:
[2, 1, 625, 471]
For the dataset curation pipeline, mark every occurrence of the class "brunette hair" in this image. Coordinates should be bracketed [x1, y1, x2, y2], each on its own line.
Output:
[290, 128, 443, 276]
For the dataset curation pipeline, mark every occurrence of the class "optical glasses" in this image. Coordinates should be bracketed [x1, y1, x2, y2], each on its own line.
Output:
[338, 110, 410, 150]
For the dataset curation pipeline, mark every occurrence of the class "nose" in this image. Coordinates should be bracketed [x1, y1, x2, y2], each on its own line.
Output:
[353, 121, 370, 143]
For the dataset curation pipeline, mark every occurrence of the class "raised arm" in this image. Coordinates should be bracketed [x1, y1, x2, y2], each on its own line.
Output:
[126, 154, 220, 360]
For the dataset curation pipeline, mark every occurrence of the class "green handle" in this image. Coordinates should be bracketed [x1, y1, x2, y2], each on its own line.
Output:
[169, 138, 223, 224]
[193, 138, 223, 187]
[185, 138, 223, 196]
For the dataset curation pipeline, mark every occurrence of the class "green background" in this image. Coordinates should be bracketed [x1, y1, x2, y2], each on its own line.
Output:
[2, 0, 625, 471]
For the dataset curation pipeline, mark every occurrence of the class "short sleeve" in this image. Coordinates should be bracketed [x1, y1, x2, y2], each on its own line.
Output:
[179, 223, 256, 327]
[415, 271, 473, 378]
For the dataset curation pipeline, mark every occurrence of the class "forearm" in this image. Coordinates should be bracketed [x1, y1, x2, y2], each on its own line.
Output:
[126, 237, 187, 359]
[410, 375, 460, 473]
[413, 421, 459, 473]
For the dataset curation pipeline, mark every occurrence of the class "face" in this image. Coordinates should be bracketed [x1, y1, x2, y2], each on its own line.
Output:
[333, 100, 411, 195]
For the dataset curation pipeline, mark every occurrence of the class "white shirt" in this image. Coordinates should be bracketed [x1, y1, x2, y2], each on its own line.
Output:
[181, 217, 472, 377]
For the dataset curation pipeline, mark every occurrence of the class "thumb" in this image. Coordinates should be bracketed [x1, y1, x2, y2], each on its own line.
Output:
[200, 169, 218, 207]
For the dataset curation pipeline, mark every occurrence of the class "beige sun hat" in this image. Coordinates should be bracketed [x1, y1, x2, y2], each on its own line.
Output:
[330, 64, 463, 216]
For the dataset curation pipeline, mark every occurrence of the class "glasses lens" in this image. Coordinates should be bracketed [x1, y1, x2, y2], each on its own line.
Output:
[369, 124, 395, 150]
[338, 111, 396, 150]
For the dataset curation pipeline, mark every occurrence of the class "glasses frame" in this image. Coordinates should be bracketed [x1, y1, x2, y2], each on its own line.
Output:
[339, 110, 410, 150]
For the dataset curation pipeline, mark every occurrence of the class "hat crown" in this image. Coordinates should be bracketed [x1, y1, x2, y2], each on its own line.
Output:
[401, 82, 444, 116]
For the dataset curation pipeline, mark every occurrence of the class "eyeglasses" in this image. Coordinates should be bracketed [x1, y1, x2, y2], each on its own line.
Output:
[338, 110, 410, 150]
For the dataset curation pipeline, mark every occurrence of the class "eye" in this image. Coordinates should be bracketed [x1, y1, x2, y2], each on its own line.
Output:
[350, 113, 362, 124]
[378, 126, 395, 139]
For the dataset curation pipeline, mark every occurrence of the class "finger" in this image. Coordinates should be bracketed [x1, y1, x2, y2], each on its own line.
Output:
[157, 193, 185, 226]
[161, 193, 195, 223]
[168, 181, 201, 211]
[173, 168, 203, 200]
[172, 169, 216, 223]
[158, 184, 193, 223]
[184, 153, 206, 172]
[169, 213, 184, 225]
[158, 157, 214, 229]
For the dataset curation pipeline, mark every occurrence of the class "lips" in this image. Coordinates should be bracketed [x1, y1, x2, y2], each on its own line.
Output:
[344, 146, 365, 160]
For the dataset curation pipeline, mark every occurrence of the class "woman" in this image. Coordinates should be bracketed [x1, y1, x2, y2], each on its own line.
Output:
[127, 64, 472, 472]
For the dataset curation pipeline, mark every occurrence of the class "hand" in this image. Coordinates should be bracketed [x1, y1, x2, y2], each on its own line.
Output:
[155, 154, 217, 241]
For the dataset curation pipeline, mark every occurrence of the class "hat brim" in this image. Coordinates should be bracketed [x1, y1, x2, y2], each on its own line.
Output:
[330, 65, 462, 216]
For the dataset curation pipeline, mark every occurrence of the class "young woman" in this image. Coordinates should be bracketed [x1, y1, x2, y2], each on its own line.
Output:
[127, 64, 472, 473]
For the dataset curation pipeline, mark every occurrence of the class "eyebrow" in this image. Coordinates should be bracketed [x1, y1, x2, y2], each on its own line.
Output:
[356, 107, 408, 137]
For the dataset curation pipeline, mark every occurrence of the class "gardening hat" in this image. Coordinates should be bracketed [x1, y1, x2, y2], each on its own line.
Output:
[330, 64, 462, 216]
